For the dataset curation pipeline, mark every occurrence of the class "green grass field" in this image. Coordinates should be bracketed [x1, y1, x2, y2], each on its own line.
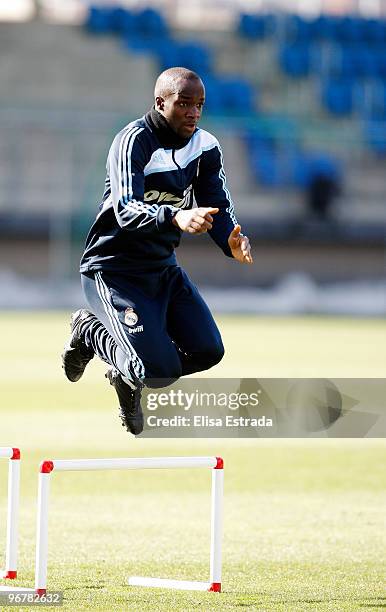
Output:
[0, 313, 385, 611]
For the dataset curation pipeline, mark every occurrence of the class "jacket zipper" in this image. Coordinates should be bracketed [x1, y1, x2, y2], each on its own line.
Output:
[171, 149, 181, 170]
[172, 149, 184, 190]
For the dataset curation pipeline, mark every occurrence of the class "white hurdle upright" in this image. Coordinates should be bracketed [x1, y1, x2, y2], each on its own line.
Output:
[8, 455, 224, 596]
[0, 447, 21, 580]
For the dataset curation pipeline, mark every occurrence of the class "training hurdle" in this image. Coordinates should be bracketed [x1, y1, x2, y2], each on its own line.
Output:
[6, 455, 224, 596]
[0, 447, 20, 580]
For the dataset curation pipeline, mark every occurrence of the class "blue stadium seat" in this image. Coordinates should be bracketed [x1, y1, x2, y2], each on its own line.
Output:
[362, 18, 386, 44]
[157, 41, 212, 74]
[311, 15, 336, 40]
[335, 16, 364, 43]
[293, 152, 341, 188]
[178, 42, 212, 73]
[199, 75, 221, 113]
[156, 40, 180, 70]
[219, 76, 255, 112]
[285, 15, 312, 42]
[376, 47, 386, 78]
[202, 75, 256, 114]
[110, 7, 136, 34]
[322, 79, 354, 115]
[245, 125, 343, 190]
[244, 129, 275, 151]
[359, 81, 386, 120]
[238, 14, 276, 40]
[279, 44, 311, 78]
[320, 42, 386, 80]
[136, 8, 168, 37]
[365, 119, 386, 154]
[255, 145, 304, 188]
[85, 6, 114, 34]
[344, 45, 379, 78]
[123, 34, 168, 55]
[252, 146, 282, 187]
[86, 5, 168, 38]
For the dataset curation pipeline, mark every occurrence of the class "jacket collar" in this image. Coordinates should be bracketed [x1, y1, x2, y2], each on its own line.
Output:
[145, 107, 194, 150]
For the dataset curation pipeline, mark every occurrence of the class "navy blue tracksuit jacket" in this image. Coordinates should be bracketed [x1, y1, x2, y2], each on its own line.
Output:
[80, 109, 238, 386]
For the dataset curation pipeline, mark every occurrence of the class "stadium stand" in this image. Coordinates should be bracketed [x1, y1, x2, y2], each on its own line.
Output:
[234, 10, 386, 228]
[0, 8, 384, 289]
[81, 5, 386, 226]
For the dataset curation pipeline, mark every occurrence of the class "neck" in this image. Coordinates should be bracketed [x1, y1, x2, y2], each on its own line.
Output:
[146, 107, 192, 149]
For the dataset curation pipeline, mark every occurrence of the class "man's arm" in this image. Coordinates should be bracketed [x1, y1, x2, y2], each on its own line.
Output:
[193, 140, 253, 264]
[108, 126, 180, 232]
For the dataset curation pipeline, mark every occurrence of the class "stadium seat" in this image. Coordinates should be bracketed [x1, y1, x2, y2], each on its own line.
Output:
[365, 119, 386, 154]
[245, 121, 343, 190]
[285, 14, 312, 42]
[200, 74, 255, 114]
[123, 35, 167, 55]
[279, 44, 311, 78]
[311, 15, 337, 40]
[293, 152, 342, 188]
[110, 7, 136, 34]
[322, 79, 354, 115]
[358, 81, 386, 120]
[136, 8, 168, 37]
[362, 18, 386, 44]
[335, 16, 364, 43]
[85, 6, 113, 35]
[86, 5, 168, 38]
[157, 41, 212, 74]
[238, 14, 276, 40]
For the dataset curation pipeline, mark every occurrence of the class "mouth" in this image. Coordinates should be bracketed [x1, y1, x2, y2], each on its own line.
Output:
[184, 123, 196, 131]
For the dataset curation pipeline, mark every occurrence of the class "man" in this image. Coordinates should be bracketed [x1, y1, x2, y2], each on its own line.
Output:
[62, 67, 253, 435]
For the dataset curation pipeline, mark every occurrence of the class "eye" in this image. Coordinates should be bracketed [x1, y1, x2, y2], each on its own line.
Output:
[179, 102, 188, 108]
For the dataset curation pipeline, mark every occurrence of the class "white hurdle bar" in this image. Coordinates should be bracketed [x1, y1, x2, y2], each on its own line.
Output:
[0, 447, 21, 580]
[7, 456, 224, 596]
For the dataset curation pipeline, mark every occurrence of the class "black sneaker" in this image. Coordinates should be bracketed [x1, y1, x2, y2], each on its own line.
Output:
[105, 368, 144, 435]
[62, 309, 95, 382]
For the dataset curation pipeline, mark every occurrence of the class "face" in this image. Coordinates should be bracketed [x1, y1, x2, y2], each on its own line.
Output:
[156, 78, 205, 139]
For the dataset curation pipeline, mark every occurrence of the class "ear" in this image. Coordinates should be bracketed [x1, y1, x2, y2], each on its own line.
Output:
[155, 96, 165, 111]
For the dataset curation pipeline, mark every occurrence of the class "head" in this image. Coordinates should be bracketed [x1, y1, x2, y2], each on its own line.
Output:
[154, 67, 205, 138]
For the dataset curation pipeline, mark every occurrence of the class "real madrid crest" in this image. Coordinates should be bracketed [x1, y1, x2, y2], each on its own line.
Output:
[124, 306, 138, 327]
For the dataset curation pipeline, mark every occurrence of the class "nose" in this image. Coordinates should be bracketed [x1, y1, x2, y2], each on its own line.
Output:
[186, 105, 201, 119]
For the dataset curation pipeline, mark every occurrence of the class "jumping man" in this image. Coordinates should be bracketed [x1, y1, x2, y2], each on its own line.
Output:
[62, 67, 253, 435]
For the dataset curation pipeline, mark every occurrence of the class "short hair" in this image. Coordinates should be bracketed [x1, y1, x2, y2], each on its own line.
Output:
[154, 67, 202, 98]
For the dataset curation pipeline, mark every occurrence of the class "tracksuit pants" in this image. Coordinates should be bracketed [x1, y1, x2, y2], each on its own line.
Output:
[81, 266, 224, 388]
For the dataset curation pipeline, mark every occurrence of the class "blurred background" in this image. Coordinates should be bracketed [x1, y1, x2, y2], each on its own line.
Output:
[0, 8, 385, 606]
[0, 0, 385, 315]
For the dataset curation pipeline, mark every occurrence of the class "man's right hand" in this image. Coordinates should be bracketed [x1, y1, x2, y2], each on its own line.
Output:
[172, 207, 219, 234]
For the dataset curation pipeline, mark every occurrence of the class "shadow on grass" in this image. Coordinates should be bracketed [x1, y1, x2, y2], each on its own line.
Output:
[235, 596, 386, 608]
[64, 585, 105, 592]
[290, 597, 386, 608]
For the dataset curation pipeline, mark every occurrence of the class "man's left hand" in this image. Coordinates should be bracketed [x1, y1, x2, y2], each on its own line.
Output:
[228, 225, 253, 264]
